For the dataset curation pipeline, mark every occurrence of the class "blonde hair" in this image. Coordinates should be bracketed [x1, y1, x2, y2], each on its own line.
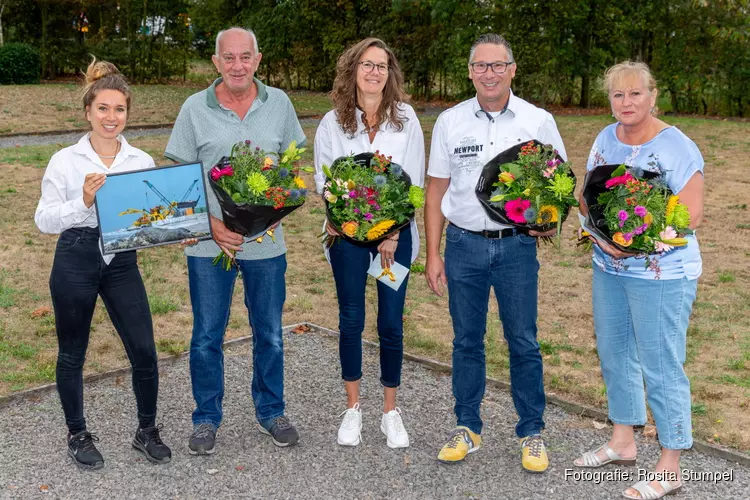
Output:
[82, 57, 131, 111]
[603, 60, 658, 115]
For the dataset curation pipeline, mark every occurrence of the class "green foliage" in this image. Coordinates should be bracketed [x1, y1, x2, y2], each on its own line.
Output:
[0, 0, 746, 115]
[0, 43, 41, 84]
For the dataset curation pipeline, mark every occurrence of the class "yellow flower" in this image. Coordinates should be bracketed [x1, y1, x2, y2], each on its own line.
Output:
[643, 212, 653, 225]
[498, 172, 515, 184]
[613, 232, 632, 247]
[264, 157, 274, 168]
[293, 177, 306, 189]
[522, 188, 531, 197]
[665, 195, 680, 224]
[366, 220, 395, 240]
[341, 221, 359, 237]
[536, 205, 559, 224]
[346, 179, 356, 190]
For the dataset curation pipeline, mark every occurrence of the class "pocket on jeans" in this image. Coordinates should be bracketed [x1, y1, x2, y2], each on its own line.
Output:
[445, 224, 464, 244]
[56, 233, 81, 251]
[518, 234, 536, 245]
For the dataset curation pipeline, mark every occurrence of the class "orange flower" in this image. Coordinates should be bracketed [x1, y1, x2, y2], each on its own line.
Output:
[612, 232, 633, 247]
[264, 157, 274, 168]
[341, 221, 359, 237]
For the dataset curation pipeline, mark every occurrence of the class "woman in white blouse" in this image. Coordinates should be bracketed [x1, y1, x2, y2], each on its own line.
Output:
[35, 58, 171, 470]
[314, 38, 425, 449]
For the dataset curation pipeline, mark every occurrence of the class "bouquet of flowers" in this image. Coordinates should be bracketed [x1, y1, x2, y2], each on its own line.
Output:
[321, 151, 424, 247]
[475, 140, 577, 243]
[209, 139, 311, 269]
[580, 164, 692, 270]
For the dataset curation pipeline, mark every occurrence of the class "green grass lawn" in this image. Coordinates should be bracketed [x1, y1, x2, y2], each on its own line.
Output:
[1, 113, 748, 453]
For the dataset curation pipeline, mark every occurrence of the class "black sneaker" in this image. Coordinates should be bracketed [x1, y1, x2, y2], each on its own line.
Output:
[68, 431, 104, 470]
[188, 423, 217, 455]
[133, 425, 172, 464]
[258, 416, 300, 447]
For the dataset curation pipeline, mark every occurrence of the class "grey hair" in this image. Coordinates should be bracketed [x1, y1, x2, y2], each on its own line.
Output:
[215, 27, 259, 56]
[469, 33, 514, 63]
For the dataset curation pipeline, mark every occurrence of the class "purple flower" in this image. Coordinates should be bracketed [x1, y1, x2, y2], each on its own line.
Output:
[634, 206, 647, 217]
[348, 190, 358, 199]
[624, 232, 633, 241]
[245, 140, 251, 145]
[255, 146, 260, 151]
[364, 213, 373, 221]
[618, 210, 629, 222]
[373, 204, 381, 211]
[353, 208, 361, 214]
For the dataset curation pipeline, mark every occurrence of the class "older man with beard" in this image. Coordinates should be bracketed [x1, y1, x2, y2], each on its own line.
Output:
[165, 27, 305, 455]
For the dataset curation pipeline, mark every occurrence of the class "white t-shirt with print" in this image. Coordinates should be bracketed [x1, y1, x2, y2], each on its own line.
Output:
[427, 92, 567, 231]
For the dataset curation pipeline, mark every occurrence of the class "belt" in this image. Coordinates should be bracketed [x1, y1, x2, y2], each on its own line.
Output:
[448, 222, 518, 239]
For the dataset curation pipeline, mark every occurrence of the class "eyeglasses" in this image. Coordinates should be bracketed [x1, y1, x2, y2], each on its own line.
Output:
[470, 61, 514, 75]
[359, 61, 389, 75]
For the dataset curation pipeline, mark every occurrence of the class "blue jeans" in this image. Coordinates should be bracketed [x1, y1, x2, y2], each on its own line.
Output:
[444, 224, 545, 437]
[593, 267, 697, 449]
[188, 255, 287, 428]
[329, 227, 412, 387]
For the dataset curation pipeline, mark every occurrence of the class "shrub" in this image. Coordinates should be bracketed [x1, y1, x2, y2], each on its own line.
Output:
[0, 43, 41, 84]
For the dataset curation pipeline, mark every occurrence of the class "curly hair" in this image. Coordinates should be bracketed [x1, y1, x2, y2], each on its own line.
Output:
[330, 38, 408, 138]
[82, 56, 131, 112]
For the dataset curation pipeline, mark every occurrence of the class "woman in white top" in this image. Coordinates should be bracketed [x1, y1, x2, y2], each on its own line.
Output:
[314, 38, 425, 449]
[35, 59, 171, 470]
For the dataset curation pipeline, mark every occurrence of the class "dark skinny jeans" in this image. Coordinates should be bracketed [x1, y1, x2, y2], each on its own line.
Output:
[50, 227, 158, 434]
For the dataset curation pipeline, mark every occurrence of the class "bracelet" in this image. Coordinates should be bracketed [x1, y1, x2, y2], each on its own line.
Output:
[388, 235, 399, 242]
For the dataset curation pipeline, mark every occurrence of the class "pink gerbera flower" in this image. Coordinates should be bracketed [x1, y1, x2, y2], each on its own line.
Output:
[210, 165, 234, 181]
[504, 198, 531, 224]
[605, 172, 634, 189]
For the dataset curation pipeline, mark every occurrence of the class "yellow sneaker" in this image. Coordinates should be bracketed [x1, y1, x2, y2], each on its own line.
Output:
[437, 426, 481, 463]
[520, 434, 549, 473]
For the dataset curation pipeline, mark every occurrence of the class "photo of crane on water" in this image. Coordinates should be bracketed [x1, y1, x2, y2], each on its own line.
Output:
[94, 162, 212, 254]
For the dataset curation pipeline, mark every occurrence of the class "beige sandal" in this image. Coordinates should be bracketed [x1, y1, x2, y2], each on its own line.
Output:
[574, 444, 637, 467]
[622, 479, 682, 499]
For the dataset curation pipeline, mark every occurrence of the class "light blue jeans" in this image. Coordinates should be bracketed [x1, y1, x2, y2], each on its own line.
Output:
[593, 266, 698, 450]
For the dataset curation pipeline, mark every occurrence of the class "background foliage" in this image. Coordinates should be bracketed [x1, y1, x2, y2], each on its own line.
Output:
[0, 0, 748, 116]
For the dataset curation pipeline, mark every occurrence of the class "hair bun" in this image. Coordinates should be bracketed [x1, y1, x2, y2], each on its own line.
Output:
[85, 56, 120, 84]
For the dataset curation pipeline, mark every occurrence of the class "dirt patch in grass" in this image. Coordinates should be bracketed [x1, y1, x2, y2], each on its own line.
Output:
[0, 85, 333, 135]
[0, 115, 748, 452]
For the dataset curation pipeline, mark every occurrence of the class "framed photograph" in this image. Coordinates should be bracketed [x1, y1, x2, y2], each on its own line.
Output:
[94, 162, 213, 254]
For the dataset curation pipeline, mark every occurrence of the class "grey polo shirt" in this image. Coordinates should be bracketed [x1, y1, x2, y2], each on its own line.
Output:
[165, 77, 306, 260]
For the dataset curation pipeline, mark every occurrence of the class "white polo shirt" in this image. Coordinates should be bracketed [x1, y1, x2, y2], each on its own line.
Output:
[313, 104, 425, 263]
[35, 133, 156, 264]
[427, 92, 567, 231]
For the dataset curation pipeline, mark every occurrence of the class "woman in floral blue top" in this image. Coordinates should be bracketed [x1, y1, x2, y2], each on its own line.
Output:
[575, 61, 704, 500]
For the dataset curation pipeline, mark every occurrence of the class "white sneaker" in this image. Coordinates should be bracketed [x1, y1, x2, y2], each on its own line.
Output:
[337, 402, 362, 446]
[381, 407, 409, 449]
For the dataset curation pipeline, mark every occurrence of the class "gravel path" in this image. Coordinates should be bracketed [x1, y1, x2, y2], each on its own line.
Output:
[0, 327, 746, 499]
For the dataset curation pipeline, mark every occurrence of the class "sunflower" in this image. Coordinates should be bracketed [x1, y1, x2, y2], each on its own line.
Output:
[536, 205, 559, 224]
[366, 220, 396, 240]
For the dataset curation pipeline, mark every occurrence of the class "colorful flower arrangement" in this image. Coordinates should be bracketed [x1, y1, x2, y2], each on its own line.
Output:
[486, 141, 577, 240]
[209, 140, 311, 270]
[589, 164, 691, 257]
[211, 140, 309, 209]
[321, 151, 424, 246]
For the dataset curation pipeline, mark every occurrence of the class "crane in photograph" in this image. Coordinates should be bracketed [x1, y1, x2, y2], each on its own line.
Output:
[118, 179, 202, 227]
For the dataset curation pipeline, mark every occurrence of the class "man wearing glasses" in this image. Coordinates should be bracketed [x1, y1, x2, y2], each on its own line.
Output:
[424, 33, 566, 472]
